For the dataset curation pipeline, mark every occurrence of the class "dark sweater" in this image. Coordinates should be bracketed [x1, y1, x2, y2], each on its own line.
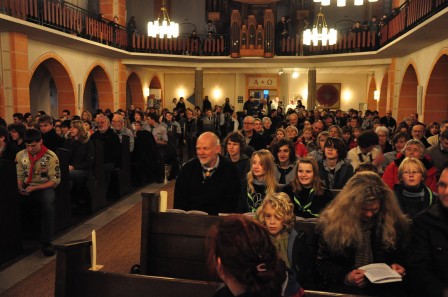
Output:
[283, 185, 333, 218]
[174, 155, 241, 215]
[393, 183, 434, 219]
[90, 128, 120, 165]
[63, 138, 94, 170]
[42, 129, 65, 152]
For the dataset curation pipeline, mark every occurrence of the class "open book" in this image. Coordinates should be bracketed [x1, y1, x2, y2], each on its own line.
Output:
[166, 209, 208, 215]
[359, 263, 402, 284]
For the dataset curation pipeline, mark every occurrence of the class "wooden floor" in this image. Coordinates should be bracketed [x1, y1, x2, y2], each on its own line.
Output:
[0, 181, 174, 296]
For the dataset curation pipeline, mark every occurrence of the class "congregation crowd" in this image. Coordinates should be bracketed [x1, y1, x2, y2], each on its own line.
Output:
[0, 95, 447, 297]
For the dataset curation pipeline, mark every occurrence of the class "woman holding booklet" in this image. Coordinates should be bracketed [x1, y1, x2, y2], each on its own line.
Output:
[315, 172, 410, 296]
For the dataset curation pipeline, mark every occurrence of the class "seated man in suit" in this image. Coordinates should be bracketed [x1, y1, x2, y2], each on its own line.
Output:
[174, 132, 241, 215]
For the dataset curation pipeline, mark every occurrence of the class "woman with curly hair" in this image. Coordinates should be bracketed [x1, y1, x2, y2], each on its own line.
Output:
[240, 149, 281, 213]
[208, 215, 304, 297]
[316, 171, 409, 296]
[256, 192, 316, 289]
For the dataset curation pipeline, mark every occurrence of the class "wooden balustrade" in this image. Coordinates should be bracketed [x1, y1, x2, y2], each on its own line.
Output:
[1, 0, 447, 56]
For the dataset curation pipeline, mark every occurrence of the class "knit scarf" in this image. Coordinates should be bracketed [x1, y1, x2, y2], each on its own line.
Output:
[26, 145, 48, 184]
[354, 220, 375, 268]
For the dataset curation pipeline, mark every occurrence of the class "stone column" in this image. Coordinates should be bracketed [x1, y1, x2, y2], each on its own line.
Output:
[194, 68, 203, 107]
[307, 68, 316, 110]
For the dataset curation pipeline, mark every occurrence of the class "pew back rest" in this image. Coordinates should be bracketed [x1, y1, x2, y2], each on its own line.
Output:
[54, 240, 221, 297]
[140, 192, 223, 281]
[55, 148, 71, 231]
[0, 159, 22, 263]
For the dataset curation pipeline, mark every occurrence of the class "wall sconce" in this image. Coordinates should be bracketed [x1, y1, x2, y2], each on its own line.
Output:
[374, 90, 380, 101]
[144, 87, 150, 97]
[292, 70, 299, 79]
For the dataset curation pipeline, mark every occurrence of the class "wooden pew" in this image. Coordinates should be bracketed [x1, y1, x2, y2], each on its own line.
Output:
[139, 192, 367, 297]
[0, 159, 22, 263]
[108, 135, 131, 200]
[89, 140, 106, 212]
[140, 192, 222, 281]
[55, 148, 71, 231]
[54, 241, 220, 297]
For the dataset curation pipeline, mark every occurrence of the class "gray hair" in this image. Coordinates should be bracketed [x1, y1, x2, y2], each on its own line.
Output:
[375, 126, 389, 136]
[401, 139, 425, 155]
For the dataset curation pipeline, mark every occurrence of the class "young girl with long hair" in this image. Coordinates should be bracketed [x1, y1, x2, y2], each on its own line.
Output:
[240, 149, 280, 213]
[283, 156, 333, 218]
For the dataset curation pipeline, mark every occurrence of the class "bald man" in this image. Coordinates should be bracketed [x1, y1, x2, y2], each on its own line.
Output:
[174, 132, 241, 214]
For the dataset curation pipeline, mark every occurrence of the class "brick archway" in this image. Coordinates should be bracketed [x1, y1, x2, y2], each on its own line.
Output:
[398, 65, 418, 122]
[29, 54, 76, 116]
[367, 77, 377, 111]
[425, 54, 448, 122]
[379, 74, 388, 116]
[126, 72, 144, 109]
[83, 62, 113, 111]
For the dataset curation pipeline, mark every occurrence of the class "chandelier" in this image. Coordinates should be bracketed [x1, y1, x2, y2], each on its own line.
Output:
[147, 1, 179, 38]
[313, 0, 378, 6]
[303, 8, 337, 46]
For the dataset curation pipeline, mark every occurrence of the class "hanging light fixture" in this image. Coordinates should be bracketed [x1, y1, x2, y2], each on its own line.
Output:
[303, 8, 337, 46]
[313, 0, 377, 6]
[147, 0, 179, 38]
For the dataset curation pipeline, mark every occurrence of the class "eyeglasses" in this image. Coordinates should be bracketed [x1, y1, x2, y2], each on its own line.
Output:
[243, 122, 255, 125]
[405, 148, 421, 153]
[402, 170, 422, 175]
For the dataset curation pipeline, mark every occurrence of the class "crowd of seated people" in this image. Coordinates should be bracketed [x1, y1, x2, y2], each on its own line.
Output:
[1, 97, 447, 295]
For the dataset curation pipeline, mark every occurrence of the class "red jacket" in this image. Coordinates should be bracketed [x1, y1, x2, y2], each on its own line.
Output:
[382, 153, 438, 192]
[295, 140, 308, 157]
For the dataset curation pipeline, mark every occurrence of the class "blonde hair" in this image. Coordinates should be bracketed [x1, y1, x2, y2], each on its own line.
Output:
[317, 172, 409, 252]
[398, 157, 427, 182]
[70, 120, 89, 143]
[247, 149, 278, 195]
[292, 156, 324, 195]
[256, 192, 295, 232]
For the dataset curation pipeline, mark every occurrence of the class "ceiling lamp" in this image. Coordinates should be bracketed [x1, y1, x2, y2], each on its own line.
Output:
[303, 8, 337, 46]
[147, 1, 179, 38]
[314, 0, 377, 6]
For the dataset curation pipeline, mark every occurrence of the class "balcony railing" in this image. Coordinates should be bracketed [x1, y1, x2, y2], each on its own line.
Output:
[1, 0, 447, 57]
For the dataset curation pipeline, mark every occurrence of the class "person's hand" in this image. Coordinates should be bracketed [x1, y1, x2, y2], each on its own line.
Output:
[346, 269, 367, 287]
[391, 263, 406, 276]
[69, 165, 74, 171]
[18, 186, 29, 196]
[25, 185, 36, 194]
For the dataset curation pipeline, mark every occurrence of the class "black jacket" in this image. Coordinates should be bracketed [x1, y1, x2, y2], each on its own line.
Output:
[63, 138, 94, 170]
[408, 201, 448, 297]
[91, 128, 120, 165]
[393, 184, 435, 219]
[174, 155, 241, 215]
[0, 142, 20, 161]
[42, 129, 65, 152]
[316, 223, 408, 295]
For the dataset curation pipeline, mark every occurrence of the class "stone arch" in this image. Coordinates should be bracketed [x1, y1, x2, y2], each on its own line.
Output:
[149, 75, 162, 109]
[397, 64, 419, 122]
[82, 62, 113, 112]
[367, 77, 377, 111]
[126, 72, 145, 109]
[29, 53, 76, 116]
[424, 53, 448, 123]
[379, 73, 388, 116]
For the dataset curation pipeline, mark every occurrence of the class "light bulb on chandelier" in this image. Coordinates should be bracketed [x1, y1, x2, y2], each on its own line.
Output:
[147, 1, 179, 38]
[314, 0, 377, 6]
[303, 8, 337, 46]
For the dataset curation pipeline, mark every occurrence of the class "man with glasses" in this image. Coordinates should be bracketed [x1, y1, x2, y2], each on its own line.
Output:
[407, 166, 448, 297]
[411, 123, 431, 148]
[241, 116, 265, 151]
